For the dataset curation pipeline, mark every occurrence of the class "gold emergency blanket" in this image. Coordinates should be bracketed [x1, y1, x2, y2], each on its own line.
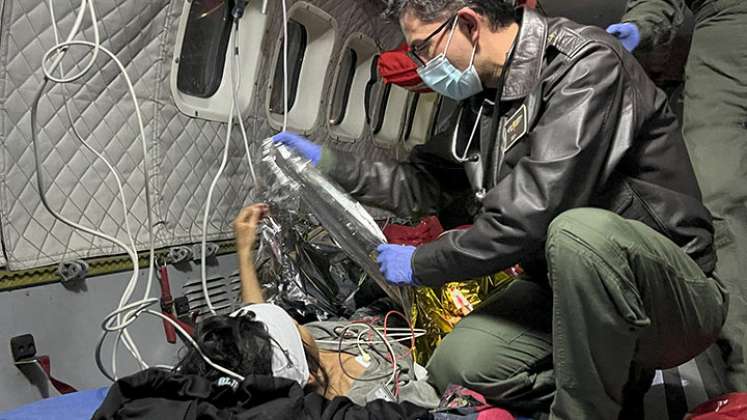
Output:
[410, 266, 522, 362]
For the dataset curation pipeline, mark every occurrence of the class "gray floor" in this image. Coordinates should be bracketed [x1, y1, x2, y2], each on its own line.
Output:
[645, 357, 725, 420]
[0, 253, 239, 411]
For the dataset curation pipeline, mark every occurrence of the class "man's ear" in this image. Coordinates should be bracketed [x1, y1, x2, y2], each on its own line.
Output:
[456, 7, 481, 44]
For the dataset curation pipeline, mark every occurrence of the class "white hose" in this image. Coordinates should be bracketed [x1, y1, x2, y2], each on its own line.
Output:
[281, 0, 289, 130]
[41, 0, 156, 379]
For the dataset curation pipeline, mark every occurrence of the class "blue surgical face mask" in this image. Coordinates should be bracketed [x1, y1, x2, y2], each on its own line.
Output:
[417, 18, 483, 100]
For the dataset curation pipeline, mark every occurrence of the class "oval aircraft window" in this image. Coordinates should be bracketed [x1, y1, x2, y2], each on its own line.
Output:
[370, 83, 391, 135]
[402, 93, 420, 141]
[266, 2, 337, 133]
[372, 84, 410, 147]
[171, 0, 268, 122]
[403, 92, 439, 150]
[329, 49, 358, 126]
[328, 34, 378, 142]
[268, 20, 308, 114]
[176, 0, 233, 98]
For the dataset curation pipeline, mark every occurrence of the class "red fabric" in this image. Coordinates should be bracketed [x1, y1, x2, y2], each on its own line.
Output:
[384, 216, 444, 246]
[688, 393, 747, 419]
[439, 384, 515, 419]
[377, 1, 533, 90]
[156, 267, 195, 341]
[477, 409, 516, 420]
[377, 43, 432, 93]
[37, 356, 78, 395]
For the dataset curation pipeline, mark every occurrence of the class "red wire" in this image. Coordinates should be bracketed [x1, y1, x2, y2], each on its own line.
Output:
[378, 311, 413, 399]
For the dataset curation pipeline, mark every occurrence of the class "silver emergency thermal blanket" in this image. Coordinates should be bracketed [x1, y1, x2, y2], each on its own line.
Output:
[258, 139, 412, 314]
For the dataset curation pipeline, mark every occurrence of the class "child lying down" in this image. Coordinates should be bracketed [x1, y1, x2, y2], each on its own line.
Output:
[92, 204, 439, 420]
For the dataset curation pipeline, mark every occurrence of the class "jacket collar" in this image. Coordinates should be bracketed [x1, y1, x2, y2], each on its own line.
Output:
[501, 8, 548, 101]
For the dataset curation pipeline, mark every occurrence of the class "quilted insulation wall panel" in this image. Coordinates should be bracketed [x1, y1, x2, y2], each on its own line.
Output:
[0, 0, 402, 270]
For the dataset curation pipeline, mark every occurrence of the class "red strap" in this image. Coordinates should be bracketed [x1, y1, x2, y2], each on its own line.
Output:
[158, 266, 177, 343]
[167, 312, 195, 336]
[36, 356, 78, 395]
[158, 266, 173, 302]
[162, 315, 177, 343]
[156, 268, 195, 339]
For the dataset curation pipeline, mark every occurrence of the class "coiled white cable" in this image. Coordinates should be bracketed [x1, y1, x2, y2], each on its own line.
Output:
[336, 323, 398, 388]
[40, 0, 157, 379]
[47, 0, 144, 369]
[95, 298, 245, 382]
[50, 25, 147, 375]
[40, 16, 158, 307]
[45, 0, 100, 83]
[144, 309, 245, 381]
[314, 331, 427, 346]
[43, 39, 158, 375]
[39, 0, 293, 381]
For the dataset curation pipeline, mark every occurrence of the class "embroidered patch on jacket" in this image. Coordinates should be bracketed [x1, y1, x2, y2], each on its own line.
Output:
[503, 104, 528, 152]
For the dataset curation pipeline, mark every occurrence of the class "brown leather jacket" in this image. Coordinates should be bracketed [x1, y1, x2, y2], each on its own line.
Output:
[318, 9, 715, 286]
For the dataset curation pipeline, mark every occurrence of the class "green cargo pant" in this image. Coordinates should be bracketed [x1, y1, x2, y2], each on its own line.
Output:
[681, 0, 747, 391]
[426, 208, 728, 419]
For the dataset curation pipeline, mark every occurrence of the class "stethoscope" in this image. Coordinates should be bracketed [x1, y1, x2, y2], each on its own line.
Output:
[448, 35, 519, 201]
[450, 104, 484, 163]
[449, 33, 518, 165]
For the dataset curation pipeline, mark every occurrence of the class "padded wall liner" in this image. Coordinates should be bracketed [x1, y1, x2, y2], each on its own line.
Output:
[0, 0, 400, 271]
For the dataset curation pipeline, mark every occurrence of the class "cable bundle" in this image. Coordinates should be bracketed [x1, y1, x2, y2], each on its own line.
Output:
[35, 0, 155, 380]
[31, 0, 284, 381]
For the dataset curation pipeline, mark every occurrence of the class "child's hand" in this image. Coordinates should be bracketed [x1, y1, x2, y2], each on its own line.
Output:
[233, 203, 269, 252]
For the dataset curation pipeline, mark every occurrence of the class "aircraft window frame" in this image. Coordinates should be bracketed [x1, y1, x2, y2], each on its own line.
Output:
[268, 19, 308, 115]
[370, 83, 392, 135]
[176, 0, 234, 98]
[402, 93, 420, 141]
[327, 33, 378, 143]
[372, 84, 410, 147]
[170, 0, 268, 122]
[328, 48, 358, 126]
[266, 2, 338, 134]
[402, 91, 440, 150]
[429, 95, 460, 139]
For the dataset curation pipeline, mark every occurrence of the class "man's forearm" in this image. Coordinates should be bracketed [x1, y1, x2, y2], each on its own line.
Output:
[622, 0, 686, 50]
[317, 147, 444, 218]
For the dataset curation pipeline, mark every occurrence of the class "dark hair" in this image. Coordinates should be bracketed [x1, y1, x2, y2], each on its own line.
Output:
[384, 0, 517, 30]
[175, 313, 329, 394]
[175, 314, 273, 381]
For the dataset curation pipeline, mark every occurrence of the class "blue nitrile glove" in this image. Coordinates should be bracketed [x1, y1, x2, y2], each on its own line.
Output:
[272, 131, 322, 166]
[606, 23, 641, 52]
[376, 244, 417, 286]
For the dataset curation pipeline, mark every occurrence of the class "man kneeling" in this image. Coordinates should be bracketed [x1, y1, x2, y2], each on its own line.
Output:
[273, 1, 729, 418]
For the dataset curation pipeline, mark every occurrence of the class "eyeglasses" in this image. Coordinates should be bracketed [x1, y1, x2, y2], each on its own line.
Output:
[408, 15, 457, 67]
